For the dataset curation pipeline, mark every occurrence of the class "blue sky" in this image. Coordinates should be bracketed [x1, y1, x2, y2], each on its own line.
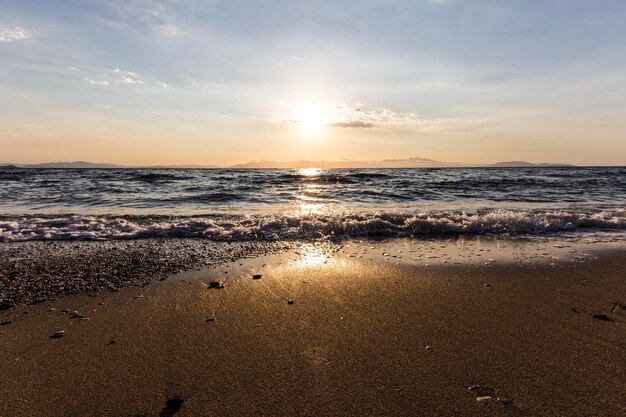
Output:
[1, 0, 625, 165]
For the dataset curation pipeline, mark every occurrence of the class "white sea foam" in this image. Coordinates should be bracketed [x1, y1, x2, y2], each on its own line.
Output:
[0, 210, 625, 242]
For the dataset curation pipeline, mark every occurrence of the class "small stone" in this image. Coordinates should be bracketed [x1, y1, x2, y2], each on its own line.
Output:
[592, 313, 612, 321]
[0, 303, 12, 311]
[425, 345, 431, 350]
[469, 385, 495, 396]
[1, 320, 13, 326]
[476, 396, 494, 402]
[48, 308, 57, 312]
[164, 396, 184, 413]
[206, 317, 215, 322]
[70, 310, 79, 316]
[208, 281, 223, 289]
[498, 397, 513, 406]
[61, 309, 70, 313]
[51, 330, 65, 338]
[483, 283, 491, 287]
[287, 299, 294, 305]
[252, 274, 262, 280]
[108, 340, 116, 345]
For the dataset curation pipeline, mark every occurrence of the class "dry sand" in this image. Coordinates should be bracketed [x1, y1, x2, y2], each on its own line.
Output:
[0, 238, 625, 416]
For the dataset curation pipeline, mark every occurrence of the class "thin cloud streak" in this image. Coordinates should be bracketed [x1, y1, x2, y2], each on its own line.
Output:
[0, 25, 31, 42]
[327, 121, 376, 128]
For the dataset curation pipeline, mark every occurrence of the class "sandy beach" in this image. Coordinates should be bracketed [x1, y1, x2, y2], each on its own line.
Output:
[0, 238, 624, 416]
[3, 0, 626, 415]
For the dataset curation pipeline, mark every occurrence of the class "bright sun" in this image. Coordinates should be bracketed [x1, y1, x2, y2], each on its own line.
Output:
[293, 102, 328, 133]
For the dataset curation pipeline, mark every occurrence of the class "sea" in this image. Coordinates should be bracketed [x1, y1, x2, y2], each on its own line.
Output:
[0, 167, 624, 242]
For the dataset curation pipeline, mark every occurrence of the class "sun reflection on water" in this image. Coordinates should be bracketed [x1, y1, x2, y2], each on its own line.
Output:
[298, 167, 321, 177]
[293, 167, 331, 216]
[294, 202, 327, 216]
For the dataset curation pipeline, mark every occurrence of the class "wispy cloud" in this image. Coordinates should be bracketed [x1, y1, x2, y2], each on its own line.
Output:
[327, 121, 376, 128]
[0, 26, 32, 42]
[278, 101, 482, 132]
[81, 77, 109, 86]
[331, 104, 417, 128]
[112, 68, 144, 84]
[141, 4, 181, 37]
[72, 67, 148, 87]
[104, 2, 184, 38]
[335, 103, 417, 125]
[279, 102, 420, 129]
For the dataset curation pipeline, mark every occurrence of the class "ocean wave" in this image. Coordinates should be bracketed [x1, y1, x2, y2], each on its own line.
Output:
[1, 168, 624, 211]
[275, 173, 356, 183]
[346, 172, 391, 179]
[131, 172, 195, 182]
[1, 210, 624, 242]
[0, 174, 23, 182]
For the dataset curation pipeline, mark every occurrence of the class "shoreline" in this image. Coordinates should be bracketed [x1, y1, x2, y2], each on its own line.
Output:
[1, 236, 623, 307]
[1, 238, 625, 416]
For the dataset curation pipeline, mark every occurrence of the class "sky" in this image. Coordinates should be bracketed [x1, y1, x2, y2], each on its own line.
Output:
[1, 0, 626, 166]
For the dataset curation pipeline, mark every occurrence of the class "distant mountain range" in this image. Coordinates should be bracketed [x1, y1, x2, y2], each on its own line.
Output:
[484, 161, 573, 168]
[230, 157, 467, 168]
[0, 161, 218, 169]
[0, 158, 574, 169]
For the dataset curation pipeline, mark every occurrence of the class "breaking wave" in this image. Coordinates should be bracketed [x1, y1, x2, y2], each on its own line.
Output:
[1, 210, 625, 242]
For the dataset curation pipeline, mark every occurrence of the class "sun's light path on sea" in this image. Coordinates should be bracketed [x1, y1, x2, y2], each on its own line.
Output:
[299, 167, 321, 177]
[293, 167, 330, 216]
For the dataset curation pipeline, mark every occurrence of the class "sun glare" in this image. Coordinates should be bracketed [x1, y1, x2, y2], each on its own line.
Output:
[293, 102, 328, 133]
[298, 167, 321, 176]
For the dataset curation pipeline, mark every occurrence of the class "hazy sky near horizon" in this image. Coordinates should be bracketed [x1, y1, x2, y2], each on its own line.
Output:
[1, 0, 626, 165]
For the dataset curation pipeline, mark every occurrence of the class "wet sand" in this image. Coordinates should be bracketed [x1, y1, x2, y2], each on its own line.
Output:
[0, 239, 625, 416]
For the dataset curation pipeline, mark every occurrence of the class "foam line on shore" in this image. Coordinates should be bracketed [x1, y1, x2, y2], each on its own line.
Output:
[1, 209, 625, 242]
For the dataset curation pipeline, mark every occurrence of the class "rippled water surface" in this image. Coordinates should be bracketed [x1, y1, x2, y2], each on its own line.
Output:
[0, 167, 624, 241]
[1, 167, 625, 213]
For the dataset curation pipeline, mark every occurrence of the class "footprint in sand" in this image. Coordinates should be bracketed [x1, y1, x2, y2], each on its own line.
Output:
[302, 345, 330, 364]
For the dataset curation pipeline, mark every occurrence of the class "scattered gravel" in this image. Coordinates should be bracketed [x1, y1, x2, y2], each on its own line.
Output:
[0, 239, 294, 307]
